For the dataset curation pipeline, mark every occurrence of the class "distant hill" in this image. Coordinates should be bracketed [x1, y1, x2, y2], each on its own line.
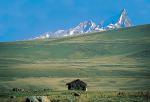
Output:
[0, 24, 149, 61]
[0, 24, 150, 91]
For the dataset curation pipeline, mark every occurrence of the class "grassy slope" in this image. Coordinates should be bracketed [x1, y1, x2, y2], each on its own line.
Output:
[0, 24, 150, 92]
[0, 91, 149, 102]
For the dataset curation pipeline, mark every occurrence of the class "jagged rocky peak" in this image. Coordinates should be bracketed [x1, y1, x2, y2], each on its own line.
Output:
[33, 9, 133, 39]
[74, 20, 97, 32]
[117, 9, 133, 27]
[101, 9, 133, 29]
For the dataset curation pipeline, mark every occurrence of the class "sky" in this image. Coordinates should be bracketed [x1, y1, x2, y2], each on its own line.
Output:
[0, 0, 150, 42]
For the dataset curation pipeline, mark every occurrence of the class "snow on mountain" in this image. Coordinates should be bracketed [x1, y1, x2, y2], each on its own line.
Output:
[101, 9, 133, 29]
[35, 20, 104, 39]
[67, 20, 98, 35]
[33, 32, 52, 39]
[34, 9, 133, 39]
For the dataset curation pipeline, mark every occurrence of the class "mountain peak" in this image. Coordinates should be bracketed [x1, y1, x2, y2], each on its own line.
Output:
[118, 9, 133, 27]
[87, 20, 94, 24]
[33, 9, 133, 39]
[120, 9, 128, 17]
[122, 9, 127, 13]
[101, 9, 133, 29]
[74, 20, 97, 33]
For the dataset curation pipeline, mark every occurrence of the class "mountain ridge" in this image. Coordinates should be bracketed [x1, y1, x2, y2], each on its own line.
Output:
[33, 9, 133, 39]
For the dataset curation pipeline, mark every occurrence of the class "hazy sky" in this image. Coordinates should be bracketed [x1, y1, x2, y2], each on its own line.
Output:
[0, 0, 150, 42]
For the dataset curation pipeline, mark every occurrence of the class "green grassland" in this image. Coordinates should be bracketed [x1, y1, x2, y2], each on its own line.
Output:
[0, 24, 150, 101]
[0, 91, 149, 102]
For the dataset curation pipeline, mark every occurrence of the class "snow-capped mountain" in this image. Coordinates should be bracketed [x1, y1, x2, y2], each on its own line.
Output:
[34, 9, 133, 39]
[101, 9, 133, 29]
[54, 20, 98, 37]
[63, 20, 104, 37]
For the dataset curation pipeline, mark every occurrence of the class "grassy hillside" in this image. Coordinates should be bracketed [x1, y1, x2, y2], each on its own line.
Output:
[0, 91, 149, 102]
[0, 24, 150, 92]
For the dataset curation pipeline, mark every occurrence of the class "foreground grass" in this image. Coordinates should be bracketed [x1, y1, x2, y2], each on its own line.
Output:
[0, 25, 150, 101]
[0, 77, 149, 92]
[0, 91, 149, 102]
